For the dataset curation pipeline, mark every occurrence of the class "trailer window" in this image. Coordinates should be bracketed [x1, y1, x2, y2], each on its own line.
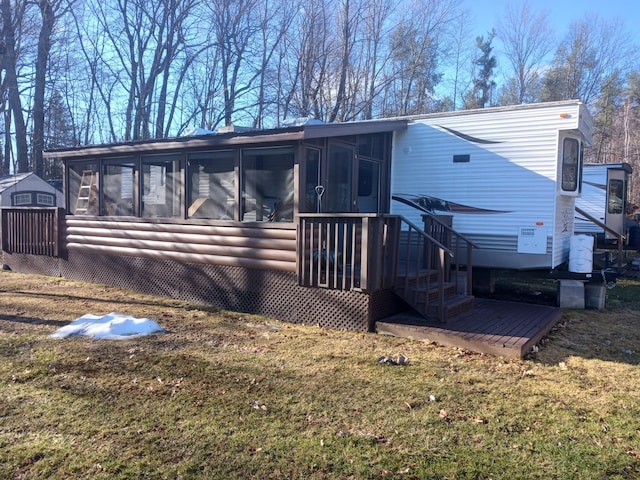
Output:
[608, 179, 624, 214]
[561, 138, 580, 192]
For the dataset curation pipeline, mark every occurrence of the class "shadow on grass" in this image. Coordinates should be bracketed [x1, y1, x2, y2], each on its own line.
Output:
[0, 314, 70, 327]
[0, 288, 223, 313]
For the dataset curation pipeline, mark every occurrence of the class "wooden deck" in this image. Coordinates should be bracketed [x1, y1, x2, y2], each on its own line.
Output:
[376, 298, 563, 359]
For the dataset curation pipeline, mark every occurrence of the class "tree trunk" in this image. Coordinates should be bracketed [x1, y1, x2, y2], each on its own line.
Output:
[1, 0, 29, 173]
[33, 0, 56, 178]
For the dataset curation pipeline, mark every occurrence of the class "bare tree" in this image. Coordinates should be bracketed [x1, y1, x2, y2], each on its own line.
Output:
[0, 0, 29, 173]
[68, 4, 117, 144]
[32, 0, 76, 177]
[354, 0, 393, 119]
[441, 8, 474, 110]
[89, 0, 201, 140]
[623, 72, 640, 204]
[541, 15, 634, 106]
[382, 0, 460, 116]
[251, 0, 296, 128]
[326, 0, 360, 122]
[207, 0, 262, 127]
[279, 0, 332, 121]
[181, 46, 225, 131]
[496, 1, 554, 105]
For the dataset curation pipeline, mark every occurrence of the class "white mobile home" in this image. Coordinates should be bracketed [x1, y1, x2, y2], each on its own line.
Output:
[391, 100, 593, 270]
[575, 163, 633, 242]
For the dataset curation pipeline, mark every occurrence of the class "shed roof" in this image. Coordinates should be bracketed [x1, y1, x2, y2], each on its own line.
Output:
[0, 172, 33, 193]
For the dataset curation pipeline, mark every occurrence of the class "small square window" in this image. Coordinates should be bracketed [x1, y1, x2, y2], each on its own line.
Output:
[36, 193, 55, 206]
[13, 193, 32, 205]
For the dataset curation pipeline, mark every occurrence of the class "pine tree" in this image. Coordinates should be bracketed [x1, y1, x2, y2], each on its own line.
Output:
[464, 30, 496, 109]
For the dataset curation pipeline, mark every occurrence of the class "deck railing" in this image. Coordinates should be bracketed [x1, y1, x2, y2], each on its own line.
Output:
[389, 215, 452, 316]
[298, 214, 389, 291]
[1, 207, 65, 257]
[297, 213, 476, 296]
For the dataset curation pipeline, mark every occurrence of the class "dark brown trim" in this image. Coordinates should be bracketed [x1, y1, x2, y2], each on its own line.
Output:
[44, 120, 408, 160]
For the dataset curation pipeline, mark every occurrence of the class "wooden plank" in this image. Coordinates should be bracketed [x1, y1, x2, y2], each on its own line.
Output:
[486, 303, 559, 348]
[376, 298, 563, 359]
[460, 303, 534, 345]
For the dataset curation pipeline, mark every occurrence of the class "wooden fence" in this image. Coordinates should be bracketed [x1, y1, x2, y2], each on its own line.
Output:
[1, 207, 65, 257]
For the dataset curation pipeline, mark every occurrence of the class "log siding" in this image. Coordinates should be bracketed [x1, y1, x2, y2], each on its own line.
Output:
[65, 217, 297, 272]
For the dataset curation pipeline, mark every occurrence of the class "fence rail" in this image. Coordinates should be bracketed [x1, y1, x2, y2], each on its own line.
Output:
[1, 207, 64, 257]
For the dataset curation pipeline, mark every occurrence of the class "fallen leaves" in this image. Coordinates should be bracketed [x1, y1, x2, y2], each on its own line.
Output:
[627, 449, 640, 460]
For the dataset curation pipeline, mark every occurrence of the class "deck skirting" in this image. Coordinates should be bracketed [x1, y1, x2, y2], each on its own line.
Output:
[3, 251, 404, 332]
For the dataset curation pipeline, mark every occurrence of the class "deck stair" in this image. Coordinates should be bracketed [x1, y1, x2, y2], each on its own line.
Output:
[296, 213, 477, 324]
[391, 215, 476, 324]
[395, 268, 473, 323]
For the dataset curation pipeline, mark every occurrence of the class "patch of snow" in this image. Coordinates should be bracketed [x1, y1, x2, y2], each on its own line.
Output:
[281, 116, 325, 127]
[49, 312, 165, 340]
[182, 127, 215, 136]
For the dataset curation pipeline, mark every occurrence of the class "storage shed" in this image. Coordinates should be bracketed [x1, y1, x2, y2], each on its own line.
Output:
[0, 172, 63, 207]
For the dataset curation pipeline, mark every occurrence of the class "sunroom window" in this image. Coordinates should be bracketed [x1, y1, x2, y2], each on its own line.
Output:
[141, 154, 181, 218]
[187, 151, 235, 220]
[103, 158, 136, 216]
[241, 147, 294, 222]
[67, 162, 99, 215]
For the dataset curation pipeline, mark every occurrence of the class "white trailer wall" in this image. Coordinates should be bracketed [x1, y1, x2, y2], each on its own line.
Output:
[391, 101, 593, 270]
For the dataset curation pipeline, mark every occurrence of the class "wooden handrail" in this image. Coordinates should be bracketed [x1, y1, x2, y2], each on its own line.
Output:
[420, 212, 477, 297]
[422, 212, 480, 250]
[397, 215, 454, 257]
[575, 206, 625, 273]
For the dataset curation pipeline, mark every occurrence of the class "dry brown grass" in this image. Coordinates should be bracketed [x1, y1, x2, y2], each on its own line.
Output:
[1, 271, 640, 479]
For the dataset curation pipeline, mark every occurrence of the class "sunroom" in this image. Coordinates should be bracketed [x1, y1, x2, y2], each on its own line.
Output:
[63, 120, 402, 223]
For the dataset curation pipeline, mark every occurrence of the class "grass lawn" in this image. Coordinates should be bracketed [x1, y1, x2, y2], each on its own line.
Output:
[1, 271, 640, 479]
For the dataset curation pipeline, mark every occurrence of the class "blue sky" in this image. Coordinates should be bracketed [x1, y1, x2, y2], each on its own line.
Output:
[465, 0, 639, 44]
[445, 0, 639, 103]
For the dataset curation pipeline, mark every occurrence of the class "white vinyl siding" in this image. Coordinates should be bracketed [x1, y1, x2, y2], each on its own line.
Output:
[391, 101, 592, 270]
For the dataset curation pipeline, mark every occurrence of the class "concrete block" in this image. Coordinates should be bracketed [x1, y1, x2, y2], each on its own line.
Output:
[558, 279, 585, 309]
[585, 284, 606, 310]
